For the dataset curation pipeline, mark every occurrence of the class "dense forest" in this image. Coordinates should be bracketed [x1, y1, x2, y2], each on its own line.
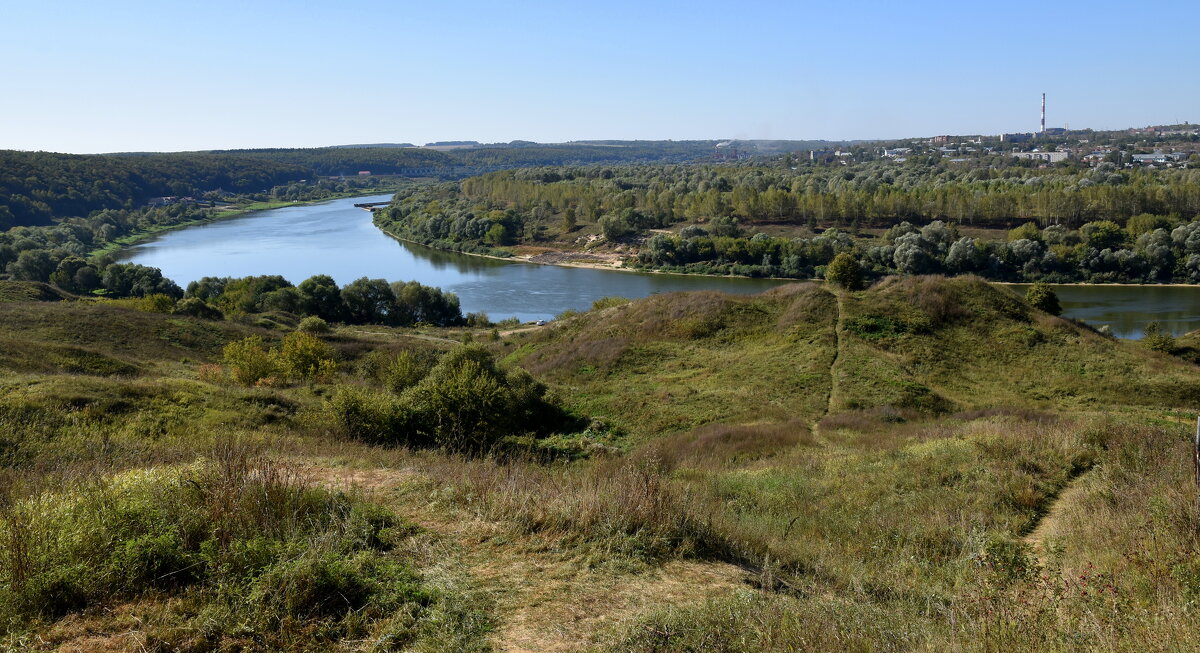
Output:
[0, 141, 742, 229]
[376, 162, 1200, 283]
[0, 151, 309, 228]
[209, 141, 729, 175]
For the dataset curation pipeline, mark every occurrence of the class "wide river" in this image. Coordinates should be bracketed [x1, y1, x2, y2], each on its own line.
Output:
[119, 194, 1200, 338]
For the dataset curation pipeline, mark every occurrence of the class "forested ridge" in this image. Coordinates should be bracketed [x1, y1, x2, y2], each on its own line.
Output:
[208, 141, 727, 175]
[0, 150, 309, 228]
[377, 161, 1200, 283]
[0, 142, 734, 229]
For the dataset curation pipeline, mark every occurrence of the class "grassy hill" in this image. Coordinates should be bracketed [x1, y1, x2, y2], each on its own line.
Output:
[1, 277, 1199, 651]
[507, 275, 1200, 440]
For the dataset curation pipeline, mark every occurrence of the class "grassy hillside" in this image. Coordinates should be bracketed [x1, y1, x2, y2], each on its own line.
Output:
[507, 283, 837, 441]
[2, 277, 1199, 651]
[508, 275, 1200, 437]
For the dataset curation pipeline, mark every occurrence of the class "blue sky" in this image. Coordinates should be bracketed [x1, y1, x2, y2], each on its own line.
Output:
[2, 0, 1196, 153]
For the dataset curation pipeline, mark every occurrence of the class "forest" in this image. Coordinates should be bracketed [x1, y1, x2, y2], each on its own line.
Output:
[377, 161, 1200, 283]
[0, 150, 310, 228]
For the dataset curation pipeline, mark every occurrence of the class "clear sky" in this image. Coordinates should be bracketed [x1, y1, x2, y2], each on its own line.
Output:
[2, 0, 1196, 153]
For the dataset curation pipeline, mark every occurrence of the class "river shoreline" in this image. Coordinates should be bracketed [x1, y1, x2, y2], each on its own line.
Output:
[370, 229, 1200, 289]
[374, 228, 825, 283]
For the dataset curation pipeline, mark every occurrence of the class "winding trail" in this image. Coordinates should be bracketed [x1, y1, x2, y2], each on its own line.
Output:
[811, 290, 847, 441]
[1023, 468, 1093, 564]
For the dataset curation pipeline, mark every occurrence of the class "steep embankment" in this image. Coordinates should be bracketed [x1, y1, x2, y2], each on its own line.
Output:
[834, 275, 1200, 412]
[506, 275, 1200, 442]
[505, 284, 839, 441]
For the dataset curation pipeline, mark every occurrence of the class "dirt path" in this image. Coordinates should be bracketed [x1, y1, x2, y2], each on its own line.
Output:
[340, 328, 461, 345]
[310, 463, 749, 652]
[1023, 470, 1093, 565]
[811, 291, 846, 440]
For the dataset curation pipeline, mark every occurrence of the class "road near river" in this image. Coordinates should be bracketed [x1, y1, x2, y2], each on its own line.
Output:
[118, 194, 1200, 336]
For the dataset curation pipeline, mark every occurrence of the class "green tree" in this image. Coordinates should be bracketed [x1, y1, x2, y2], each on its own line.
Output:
[825, 252, 864, 290]
[1080, 220, 1126, 250]
[7, 249, 57, 282]
[297, 274, 344, 321]
[1024, 281, 1061, 315]
[598, 213, 633, 240]
[1008, 222, 1042, 242]
[1142, 321, 1177, 353]
[340, 277, 394, 324]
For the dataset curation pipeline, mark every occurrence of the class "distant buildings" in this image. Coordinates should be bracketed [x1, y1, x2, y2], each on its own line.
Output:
[1131, 151, 1190, 165]
[1012, 151, 1069, 163]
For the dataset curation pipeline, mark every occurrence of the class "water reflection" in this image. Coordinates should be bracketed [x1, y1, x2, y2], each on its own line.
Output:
[117, 195, 1200, 335]
[118, 194, 783, 322]
[1010, 284, 1200, 339]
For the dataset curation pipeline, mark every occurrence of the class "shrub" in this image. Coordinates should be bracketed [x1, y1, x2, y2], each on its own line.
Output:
[465, 311, 490, 327]
[275, 331, 336, 382]
[138, 293, 176, 314]
[174, 297, 224, 320]
[296, 315, 330, 333]
[327, 386, 412, 443]
[197, 363, 227, 384]
[380, 350, 431, 394]
[825, 252, 863, 290]
[223, 336, 279, 386]
[333, 346, 562, 452]
[1024, 281, 1061, 315]
[1143, 321, 1177, 353]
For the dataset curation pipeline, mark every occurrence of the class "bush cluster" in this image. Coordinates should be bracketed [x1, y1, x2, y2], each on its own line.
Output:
[329, 345, 563, 452]
[220, 332, 336, 386]
[186, 273, 467, 327]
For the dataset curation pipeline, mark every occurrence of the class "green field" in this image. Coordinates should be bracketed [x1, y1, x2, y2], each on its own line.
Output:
[1, 277, 1198, 651]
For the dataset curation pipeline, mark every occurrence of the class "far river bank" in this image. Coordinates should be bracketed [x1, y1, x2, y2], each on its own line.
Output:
[117, 195, 1200, 338]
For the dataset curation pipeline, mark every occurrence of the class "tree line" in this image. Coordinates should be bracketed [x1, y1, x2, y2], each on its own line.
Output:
[0, 150, 309, 228]
[449, 163, 1200, 230]
[181, 274, 468, 327]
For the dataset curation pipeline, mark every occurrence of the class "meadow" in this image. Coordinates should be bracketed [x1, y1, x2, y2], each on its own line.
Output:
[1, 276, 1198, 651]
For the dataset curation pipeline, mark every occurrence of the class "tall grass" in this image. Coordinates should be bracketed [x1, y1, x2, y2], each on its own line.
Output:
[419, 455, 733, 565]
[0, 442, 490, 651]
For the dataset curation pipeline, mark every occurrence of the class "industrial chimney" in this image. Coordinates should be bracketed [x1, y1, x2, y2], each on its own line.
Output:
[1040, 93, 1046, 134]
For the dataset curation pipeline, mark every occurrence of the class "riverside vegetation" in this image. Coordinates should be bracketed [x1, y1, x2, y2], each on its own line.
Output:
[376, 163, 1200, 283]
[2, 274, 1200, 651]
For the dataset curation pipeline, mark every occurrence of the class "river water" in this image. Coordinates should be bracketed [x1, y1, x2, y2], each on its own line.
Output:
[118, 195, 783, 323]
[118, 194, 1200, 337]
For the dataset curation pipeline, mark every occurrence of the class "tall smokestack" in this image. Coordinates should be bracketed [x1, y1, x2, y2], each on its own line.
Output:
[1041, 93, 1046, 134]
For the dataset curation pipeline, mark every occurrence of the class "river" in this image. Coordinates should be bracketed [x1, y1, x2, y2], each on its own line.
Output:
[118, 195, 1200, 338]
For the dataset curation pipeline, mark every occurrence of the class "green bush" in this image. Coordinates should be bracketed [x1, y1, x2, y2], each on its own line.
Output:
[331, 346, 562, 452]
[297, 315, 330, 333]
[223, 335, 279, 386]
[1143, 322, 1177, 353]
[222, 332, 336, 386]
[1024, 282, 1061, 315]
[327, 386, 413, 443]
[276, 331, 336, 382]
[381, 350, 431, 394]
[173, 297, 224, 320]
[138, 293, 177, 314]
